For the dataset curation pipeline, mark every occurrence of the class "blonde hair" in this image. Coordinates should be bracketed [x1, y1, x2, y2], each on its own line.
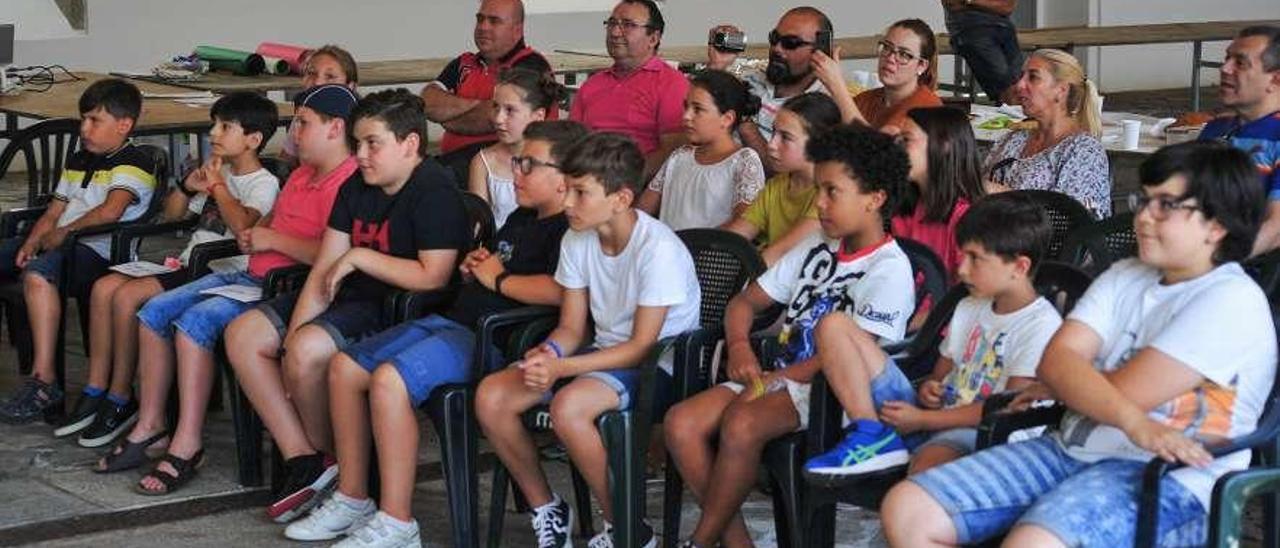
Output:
[1028, 49, 1100, 137]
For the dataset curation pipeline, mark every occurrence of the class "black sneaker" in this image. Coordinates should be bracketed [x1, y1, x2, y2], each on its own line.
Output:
[77, 398, 138, 448]
[267, 453, 339, 523]
[53, 392, 104, 437]
[530, 494, 573, 548]
[0, 378, 65, 425]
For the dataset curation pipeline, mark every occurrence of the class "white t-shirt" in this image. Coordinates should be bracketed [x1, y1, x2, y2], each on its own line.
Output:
[757, 233, 915, 365]
[554, 211, 701, 373]
[479, 150, 518, 230]
[742, 72, 828, 143]
[647, 146, 765, 232]
[1054, 259, 1277, 508]
[940, 295, 1062, 407]
[179, 166, 279, 268]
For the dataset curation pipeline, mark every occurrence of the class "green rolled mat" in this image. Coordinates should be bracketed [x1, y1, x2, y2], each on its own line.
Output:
[194, 45, 266, 76]
[262, 56, 291, 75]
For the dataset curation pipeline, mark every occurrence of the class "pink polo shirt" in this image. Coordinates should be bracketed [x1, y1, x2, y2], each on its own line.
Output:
[570, 55, 688, 155]
[248, 156, 357, 278]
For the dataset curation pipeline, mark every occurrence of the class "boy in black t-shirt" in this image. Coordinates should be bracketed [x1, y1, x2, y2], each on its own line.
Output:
[280, 121, 586, 544]
[232, 89, 470, 517]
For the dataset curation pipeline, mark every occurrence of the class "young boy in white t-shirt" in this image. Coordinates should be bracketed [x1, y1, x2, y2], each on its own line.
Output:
[475, 132, 701, 548]
[804, 192, 1063, 484]
[664, 125, 916, 548]
[883, 141, 1278, 547]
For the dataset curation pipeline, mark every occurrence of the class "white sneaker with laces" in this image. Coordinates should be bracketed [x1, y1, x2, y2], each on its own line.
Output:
[588, 522, 655, 548]
[283, 492, 376, 541]
[333, 511, 422, 548]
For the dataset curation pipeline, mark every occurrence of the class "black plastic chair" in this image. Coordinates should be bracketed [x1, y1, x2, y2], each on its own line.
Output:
[1246, 248, 1280, 301]
[1, 143, 169, 390]
[0, 118, 82, 208]
[1060, 212, 1137, 276]
[656, 229, 770, 546]
[882, 238, 951, 359]
[1007, 189, 1095, 260]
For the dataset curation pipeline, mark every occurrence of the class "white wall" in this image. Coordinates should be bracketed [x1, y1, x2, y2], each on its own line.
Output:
[1, 0, 82, 40]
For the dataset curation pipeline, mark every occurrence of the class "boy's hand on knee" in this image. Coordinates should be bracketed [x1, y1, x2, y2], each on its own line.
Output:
[15, 239, 40, 268]
[880, 401, 926, 434]
[726, 340, 762, 384]
[1124, 417, 1212, 468]
[518, 354, 558, 392]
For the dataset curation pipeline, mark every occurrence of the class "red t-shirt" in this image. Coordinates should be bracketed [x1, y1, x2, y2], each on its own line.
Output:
[248, 156, 357, 278]
[569, 55, 688, 155]
[892, 197, 970, 282]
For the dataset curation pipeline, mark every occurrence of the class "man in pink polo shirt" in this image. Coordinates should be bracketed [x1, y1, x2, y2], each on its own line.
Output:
[570, 0, 688, 179]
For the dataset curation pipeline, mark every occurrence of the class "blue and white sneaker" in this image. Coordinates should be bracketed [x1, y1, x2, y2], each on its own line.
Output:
[803, 419, 909, 486]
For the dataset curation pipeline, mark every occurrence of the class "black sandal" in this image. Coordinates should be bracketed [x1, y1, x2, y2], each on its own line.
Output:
[134, 449, 205, 496]
[94, 430, 169, 474]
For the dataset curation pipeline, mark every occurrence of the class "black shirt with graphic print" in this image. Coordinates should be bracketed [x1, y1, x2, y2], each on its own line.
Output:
[327, 158, 470, 301]
[443, 207, 568, 330]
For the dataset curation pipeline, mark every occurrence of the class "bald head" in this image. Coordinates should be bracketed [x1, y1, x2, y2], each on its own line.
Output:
[475, 0, 526, 61]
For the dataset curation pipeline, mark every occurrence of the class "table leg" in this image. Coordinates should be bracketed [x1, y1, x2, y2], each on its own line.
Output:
[1192, 40, 1203, 112]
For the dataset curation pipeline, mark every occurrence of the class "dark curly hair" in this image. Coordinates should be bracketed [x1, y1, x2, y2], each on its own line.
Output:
[1138, 141, 1264, 265]
[956, 192, 1052, 275]
[690, 70, 761, 129]
[806, 124, 910, 219]
[350, 88, 429, 157]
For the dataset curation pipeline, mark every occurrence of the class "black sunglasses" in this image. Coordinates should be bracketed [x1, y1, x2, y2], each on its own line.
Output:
[768, 30, 815, 50]
[511, 155, 559, 176]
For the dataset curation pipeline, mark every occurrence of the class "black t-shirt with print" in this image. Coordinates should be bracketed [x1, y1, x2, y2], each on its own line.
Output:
[443, 207, 568, 330]
[328, 158, 470, 300]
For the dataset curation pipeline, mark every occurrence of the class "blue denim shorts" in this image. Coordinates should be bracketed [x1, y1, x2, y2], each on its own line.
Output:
[0, 236, 109, 295]
[531, 351, 674, 413]
[256, 291, 384, 350]
[136, 270, 262, 351]
[868, 357, 930, 450]
[917, 427, 980, 456]
[909, 435, 1207, 546]
[344, 315, 502, 407]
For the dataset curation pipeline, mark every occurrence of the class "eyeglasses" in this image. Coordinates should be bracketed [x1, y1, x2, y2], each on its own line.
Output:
[1128, 193, 1201, 220]
[877, 40, 920, 65]
[603, 18, 651, 32]
[511, 155, 559, 176]
[768, 30, 815, 50]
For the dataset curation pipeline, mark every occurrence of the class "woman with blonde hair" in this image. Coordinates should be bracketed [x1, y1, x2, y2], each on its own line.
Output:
[985, 48, 1111, 218]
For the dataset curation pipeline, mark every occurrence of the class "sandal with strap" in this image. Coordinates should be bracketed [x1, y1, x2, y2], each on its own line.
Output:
[93, 430, 169, 474]
[134, 449, 205, 496]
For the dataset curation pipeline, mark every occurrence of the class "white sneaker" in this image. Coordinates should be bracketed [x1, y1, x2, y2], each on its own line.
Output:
[284, 492, 376, 541]
[588, 522, 655, 548]
[333, 511, 422, 548]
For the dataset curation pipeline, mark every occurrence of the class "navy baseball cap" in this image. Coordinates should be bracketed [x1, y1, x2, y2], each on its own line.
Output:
[294, 84, 359, 119]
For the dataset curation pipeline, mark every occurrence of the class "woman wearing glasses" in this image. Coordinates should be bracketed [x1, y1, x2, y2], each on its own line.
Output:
[983, 49, 1111, 218]
[816, 18, 943, 135]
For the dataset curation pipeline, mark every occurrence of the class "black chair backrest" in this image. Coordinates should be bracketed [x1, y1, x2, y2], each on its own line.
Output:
[1033, 260, 1094, 316]
[898, 284, 969, 379]
[896, 237, 950, 327]
[133, 144, 171, 221]
[1245, 248, 1280, 301]
[1008, 189, 1094, 259]
[460, 191, 497, 253]
[0, 118, 81, 207]
[677, 228, 767, 329]
[1061, 212, 1136, 276]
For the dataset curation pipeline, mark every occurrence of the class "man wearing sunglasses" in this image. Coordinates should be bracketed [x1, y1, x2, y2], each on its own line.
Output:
[570, 0, 689, 181]
[705, 7, 834, 174]
[1197, 26, 1280, 256]
[421, 0, 553, 185]
[941, 0, 1022, 106]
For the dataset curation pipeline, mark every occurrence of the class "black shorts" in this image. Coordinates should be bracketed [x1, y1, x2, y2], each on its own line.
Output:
[154, 268, 190, 291]
[256, 290, 385, 349]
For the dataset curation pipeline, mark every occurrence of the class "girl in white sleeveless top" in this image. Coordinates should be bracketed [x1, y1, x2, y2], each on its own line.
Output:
[468, 68, 564, 229]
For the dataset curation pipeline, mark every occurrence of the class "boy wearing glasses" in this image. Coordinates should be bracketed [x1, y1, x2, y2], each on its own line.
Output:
[1198, 26, 1280, 256]
[570, 0, 688, 180]
[285, 121, 584, 545]
[704, 8, 834, 174]
[883, 141, 1276, 547]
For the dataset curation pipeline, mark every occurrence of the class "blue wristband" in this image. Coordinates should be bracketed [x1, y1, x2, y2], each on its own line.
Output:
[545, 340, 564, 358]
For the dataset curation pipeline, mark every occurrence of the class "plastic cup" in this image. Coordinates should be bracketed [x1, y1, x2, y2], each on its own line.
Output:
[1122, 120, 1142, 150]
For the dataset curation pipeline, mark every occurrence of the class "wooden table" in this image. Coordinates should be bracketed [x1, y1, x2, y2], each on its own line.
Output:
[1, 71, 293, 175]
